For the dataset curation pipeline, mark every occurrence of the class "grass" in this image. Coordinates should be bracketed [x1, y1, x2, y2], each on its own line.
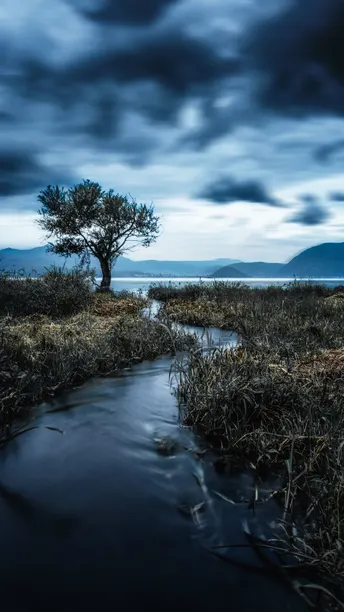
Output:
[0, 267, 93, 317]
[0, 273, 196, 439]
[155, 282, 344, 352]
[149, 279, 335, 303]
[164, 282, 344, 607]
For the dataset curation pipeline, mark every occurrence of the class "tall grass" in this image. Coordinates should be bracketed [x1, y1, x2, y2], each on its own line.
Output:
[0, 276, 196, 436]
[0, 267, 93, 317]
[0, 309, 196, 436]
[168, 283, 344, 603]
[156, 283, 344, 352]
[148, 280, 334, 303]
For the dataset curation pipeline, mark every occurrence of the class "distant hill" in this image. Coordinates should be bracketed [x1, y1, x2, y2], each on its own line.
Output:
[281, 242, 344, 278]
[0, 247, 240, 278]
[227, 262, 283, 277]
[211, 265, 249, 279]
[211, 262, 282, 278]
[0, 247, 65, 275]
[4, 242, 344, 279]
[129, 258, 240, 277]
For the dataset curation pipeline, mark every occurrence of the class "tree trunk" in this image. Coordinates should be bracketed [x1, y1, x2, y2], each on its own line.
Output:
[99, 258, 112, 292]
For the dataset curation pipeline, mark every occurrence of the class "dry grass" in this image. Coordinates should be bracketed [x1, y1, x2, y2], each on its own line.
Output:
[0, 293, 196, 437]
[0, 267, 93, 317]
[167, 283, 344, 606]
[90, 290, 148, 317]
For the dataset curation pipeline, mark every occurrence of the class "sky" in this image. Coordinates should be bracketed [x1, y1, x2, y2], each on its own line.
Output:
[1, 0, 344, 263]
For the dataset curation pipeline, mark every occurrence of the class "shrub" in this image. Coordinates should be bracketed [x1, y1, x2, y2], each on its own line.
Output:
[0, 267, 93, 317]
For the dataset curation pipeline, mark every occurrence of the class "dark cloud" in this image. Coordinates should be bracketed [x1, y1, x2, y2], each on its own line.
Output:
[79, 0, 179, 24]
[1, 8, 240, 196]
[289, 200, 330, 226]
[0, 111, 14, 123]
[299, 194, 319, 204]
[1, 0, 344, 209]
[61, 29, 237, 117]
[108, 32, 236, 93]
[246, 0, 344, 117]
[329, 191, 344, 202]
[198, 176, 281, 206]
[5, 27, 236, 142]
[313, 139, 344, 163]
[0, 151, 76, 199]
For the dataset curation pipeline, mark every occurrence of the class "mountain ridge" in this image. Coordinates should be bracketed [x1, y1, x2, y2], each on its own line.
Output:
[211, 261, 283, 278]
[1, 242, 344, 278]
[0, 246, 240, 277]
[281, 242, 344, 278]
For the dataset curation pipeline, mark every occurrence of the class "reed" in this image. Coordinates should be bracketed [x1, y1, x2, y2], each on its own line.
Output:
[168, 282, 344, 604]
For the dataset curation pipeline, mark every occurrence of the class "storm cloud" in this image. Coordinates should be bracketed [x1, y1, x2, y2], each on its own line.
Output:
[1, 3, 238, 182]
[74, 0, 179, 25]
[289, 199, 330, 226]
[198, 177, 280, 206]
[245, 0, 344, 118]
[314, 139, 344, 163]
[329, 192, 344, 202]
[0, 0, 343, 261]
[0, 151, 76, 198]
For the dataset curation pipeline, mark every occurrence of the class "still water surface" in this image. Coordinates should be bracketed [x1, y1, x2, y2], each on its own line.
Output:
[0, 283, 322, 611]
[109, 276, 344, 292]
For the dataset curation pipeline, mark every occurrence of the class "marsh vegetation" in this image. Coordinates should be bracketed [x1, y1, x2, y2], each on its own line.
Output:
[2, 270, 344, 607]
[149, 281, 344, 606]
[0, 269, 195, 438]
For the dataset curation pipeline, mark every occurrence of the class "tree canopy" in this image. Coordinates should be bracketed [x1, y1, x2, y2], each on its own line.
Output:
[37, 179, 160, 290]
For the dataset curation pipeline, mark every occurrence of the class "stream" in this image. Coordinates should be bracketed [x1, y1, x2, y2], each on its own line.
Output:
[0, 319, 307, 612]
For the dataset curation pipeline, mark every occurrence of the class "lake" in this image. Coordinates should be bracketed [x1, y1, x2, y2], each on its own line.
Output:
[107, 277, 344, 292]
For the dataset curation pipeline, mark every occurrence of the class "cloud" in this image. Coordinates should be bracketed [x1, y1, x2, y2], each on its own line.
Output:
[95, 30, 237, 94]
[299, 194, 319, 204]
[245, 0, 344, 118]
[77, 0, 180, 24]
[0, 0, 342, 263]
[289, 199, 330, 226]
[329, 191, 344, 202]
[1, 12, 238, 161]
[198, 176, 281, 206]
[313, 139, 344, 163]
[0, 150, 76, 199]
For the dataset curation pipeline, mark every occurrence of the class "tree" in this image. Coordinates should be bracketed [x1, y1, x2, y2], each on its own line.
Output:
[37, 179, 160, 292]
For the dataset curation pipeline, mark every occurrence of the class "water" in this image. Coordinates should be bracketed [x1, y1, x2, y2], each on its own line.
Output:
[108, 277, 344, 293]
[0, 325, 308, 610]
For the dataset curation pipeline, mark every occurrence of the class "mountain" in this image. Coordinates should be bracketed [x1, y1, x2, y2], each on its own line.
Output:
[0, 247, 63, 274]
[0, 247, 143, 276]
[211, 262, 283, 278]
[3, 243, 344, 279]
[211, 265, 249, 279]
[227, 262, 283, 277]
[281, 242, 344, 278]
[122, 258, 240, 277]
[0, 247, 240, 278]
